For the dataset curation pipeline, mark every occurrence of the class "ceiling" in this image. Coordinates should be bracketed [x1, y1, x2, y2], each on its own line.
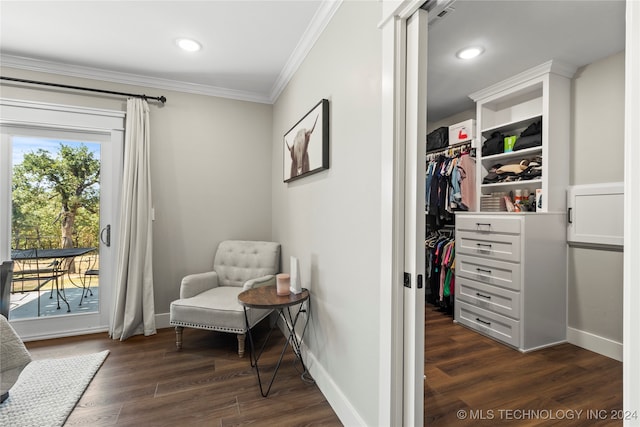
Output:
[426, 0, 625, 121]
[0, 1, 626, 115]
[0, 0, 332, 103]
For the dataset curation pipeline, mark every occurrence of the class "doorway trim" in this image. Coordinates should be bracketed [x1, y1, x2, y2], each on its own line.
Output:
[623, 0, 640, 418]
[378, 1, 426, 426]
[380, 0, 640, 425]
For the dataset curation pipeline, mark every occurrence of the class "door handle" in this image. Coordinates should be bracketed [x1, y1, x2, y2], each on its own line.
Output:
[100, 224, 111, 247]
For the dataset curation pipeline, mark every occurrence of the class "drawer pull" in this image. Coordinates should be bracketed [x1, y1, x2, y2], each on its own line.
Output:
[476, 222, 492, 230]
[476, 318, 491, 326]
[476, 268, 492, 274]
[476, 292, 492, 299]
[476, 243, 493, 248]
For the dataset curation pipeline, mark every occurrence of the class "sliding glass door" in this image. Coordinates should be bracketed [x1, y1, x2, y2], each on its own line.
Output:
[9, 133, 102, 320]
[1, 99, 124, 339]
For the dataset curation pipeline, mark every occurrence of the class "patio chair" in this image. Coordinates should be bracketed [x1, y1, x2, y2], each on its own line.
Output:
[11, 228, 69, 314]
[11, 228, 61, 293]
[75, 252, 98, 304]
[0, 261, 14, 319]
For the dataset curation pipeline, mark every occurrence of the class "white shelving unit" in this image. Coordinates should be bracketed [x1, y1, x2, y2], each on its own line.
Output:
[469, 60, 576, 213]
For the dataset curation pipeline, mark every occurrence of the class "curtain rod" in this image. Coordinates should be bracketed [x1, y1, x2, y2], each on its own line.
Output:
[0, 76, 167, 104]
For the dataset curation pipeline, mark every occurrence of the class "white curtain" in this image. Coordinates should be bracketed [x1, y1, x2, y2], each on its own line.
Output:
[109, 98, 156, 340]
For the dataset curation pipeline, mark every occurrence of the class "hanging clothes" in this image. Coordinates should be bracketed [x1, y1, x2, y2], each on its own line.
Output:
[425, 230, 456, 313]
[425, 143, 470, 315]
[425, 144, 474, 219]
[458, 152, 477, 211]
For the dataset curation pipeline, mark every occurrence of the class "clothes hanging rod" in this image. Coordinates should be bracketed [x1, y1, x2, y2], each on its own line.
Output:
[0, 76, 167, 104]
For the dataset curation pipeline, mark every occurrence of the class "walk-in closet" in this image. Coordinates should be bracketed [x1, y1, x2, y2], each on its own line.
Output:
[422, 0, 625, 422]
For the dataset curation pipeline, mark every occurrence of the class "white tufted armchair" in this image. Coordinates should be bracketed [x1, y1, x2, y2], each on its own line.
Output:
[169, 240, 280, 357]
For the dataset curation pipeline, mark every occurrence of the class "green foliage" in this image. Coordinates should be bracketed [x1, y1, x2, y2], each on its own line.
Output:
[12, 143, 100, 248]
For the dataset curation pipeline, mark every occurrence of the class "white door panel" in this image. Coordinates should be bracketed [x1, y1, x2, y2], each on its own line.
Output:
[403, 9, 428, 427]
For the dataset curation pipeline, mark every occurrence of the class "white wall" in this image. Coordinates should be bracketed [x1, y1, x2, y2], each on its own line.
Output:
[568, 51, 625, 359]
[0, 67, 274, 315]
[271, 1, 382, 425]
[571, 51, 625, 185]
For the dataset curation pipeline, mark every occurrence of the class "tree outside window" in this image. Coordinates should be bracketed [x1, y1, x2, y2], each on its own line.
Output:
[12, 141, 100, 249]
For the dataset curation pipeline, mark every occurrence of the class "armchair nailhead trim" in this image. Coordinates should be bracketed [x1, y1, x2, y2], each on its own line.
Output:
[169, 321, 245, 334]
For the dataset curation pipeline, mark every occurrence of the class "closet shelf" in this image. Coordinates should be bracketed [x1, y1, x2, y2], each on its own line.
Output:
[482, 147, 542, 164]
[480, 115, 542, 136]
[481, 179, 542, 190]
[472, 60, 571, 212]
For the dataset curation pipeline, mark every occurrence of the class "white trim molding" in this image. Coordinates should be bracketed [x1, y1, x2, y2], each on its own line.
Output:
[469, 60, 577, 102]
[301, 341, 367, 426]
[1, 54, 273, 104]
[158, 309, 370, 425]
[379, 4, 408, 426]
[624, 0, 640, 422]
[269, 0, 343, 102]
[0, 2, 342, 106]
[567, 327, 623, 362]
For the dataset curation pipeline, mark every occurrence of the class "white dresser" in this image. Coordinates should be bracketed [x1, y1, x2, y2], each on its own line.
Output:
[454, 212, 567, 352]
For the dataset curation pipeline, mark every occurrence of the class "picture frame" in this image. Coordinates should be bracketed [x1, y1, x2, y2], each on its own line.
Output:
[283, 99, 329, 183]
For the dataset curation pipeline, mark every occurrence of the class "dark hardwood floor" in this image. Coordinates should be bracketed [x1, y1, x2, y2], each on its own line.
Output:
[24, 306, 624, 426]
[425, 304, 624, 426]
[25, 322, 342, 426]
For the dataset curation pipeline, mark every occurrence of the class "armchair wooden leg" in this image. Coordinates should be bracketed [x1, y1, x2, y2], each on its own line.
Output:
[237, 333, 246, 357]
[175, 326, 183, 350]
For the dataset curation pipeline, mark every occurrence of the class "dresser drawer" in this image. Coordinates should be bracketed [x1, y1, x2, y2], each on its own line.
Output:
[455, 301, 520, 348]
[456, 277, 521, 319]
[456, 231, 521, 262]
[456, 215, 522, 235]
[456, 254, 521, 291]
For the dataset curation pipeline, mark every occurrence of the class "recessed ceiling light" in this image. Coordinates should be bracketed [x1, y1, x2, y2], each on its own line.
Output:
[176, 38, 202, 52]
[456, 46, 484, 60]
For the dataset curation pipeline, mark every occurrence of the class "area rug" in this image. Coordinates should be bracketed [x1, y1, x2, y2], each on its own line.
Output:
[0, 350, 109, 426]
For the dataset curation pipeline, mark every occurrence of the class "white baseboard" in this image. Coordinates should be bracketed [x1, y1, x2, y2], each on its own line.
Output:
[155, 312, 171, 329]
[276, 316, 367, 426]
[567, 327, 623, 361]
[157, 311, 366, 424]
[19, 326, 109, 342]
[300, 340, 367, 426]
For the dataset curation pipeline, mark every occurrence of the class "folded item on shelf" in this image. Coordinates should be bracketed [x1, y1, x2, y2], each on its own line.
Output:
[482, 131, 505, 156]
[497, 159, 529, 174]
[482, 163, 503, 184]
[520, 120, 542, 137]
[482, 172, 500, 184]
[513, 133, 542, 151]
[483, 158, 543, 184]
[520, 167, 542, 180]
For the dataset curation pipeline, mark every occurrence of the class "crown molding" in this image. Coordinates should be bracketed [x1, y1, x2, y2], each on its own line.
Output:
[0, 54, 272, 104]
[269, 0, 343, 103]
[0, 1, 342, 106]
[469, 59, 578, 102]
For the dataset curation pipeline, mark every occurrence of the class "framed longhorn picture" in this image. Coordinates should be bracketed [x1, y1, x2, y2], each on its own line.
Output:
[283, 99, 329, 182]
